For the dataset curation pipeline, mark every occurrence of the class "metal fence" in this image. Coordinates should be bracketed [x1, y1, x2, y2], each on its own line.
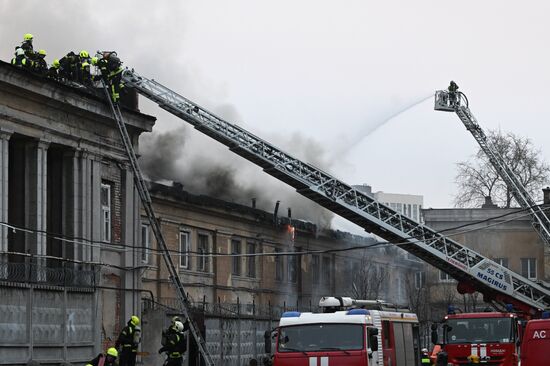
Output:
[143, 298, 319, 366]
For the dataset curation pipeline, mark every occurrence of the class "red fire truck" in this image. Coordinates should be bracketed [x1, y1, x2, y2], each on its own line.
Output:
[519, 318, 550, 366]
[267, 297, 421, 366]
[430, 311, 521, 366]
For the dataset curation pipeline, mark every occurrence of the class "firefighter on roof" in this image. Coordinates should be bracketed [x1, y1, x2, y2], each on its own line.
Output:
[116, 315, 141, 366]
[32, 49, 48, 76]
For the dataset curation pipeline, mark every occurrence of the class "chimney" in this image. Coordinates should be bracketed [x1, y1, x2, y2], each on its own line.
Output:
[273, 201, 280, 226]
[481, 196, 498, 209]
[543, 187, 550, 205]
[288, 208, 292, 219]
[251, 198, 256, 209]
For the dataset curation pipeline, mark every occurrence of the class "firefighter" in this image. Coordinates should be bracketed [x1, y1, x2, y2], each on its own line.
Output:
[448, 80, 459, 106]
[86, 347, 118, 366]
[21, 33, 34, 57]
[32, 49, 48, 76]
[159, 320, 187, 366]
[115, 315, 141, 366]
[59, 51, 79, 81]
[11, 46, 31, 68]
[106, 54, 124, 103]
[421, 348, 431, 364]
[47, 59, 60, 80]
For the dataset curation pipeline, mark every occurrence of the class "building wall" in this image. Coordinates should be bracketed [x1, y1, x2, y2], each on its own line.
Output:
[0, 61, 155, 364]
[142, 182, 422, 310]
[423, 206, 545, 320]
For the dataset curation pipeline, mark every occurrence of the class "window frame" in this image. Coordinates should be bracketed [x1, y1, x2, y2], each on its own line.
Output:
[439, 270, 453, 283]
[197, 233, 210, 273]
[179, 230, 191, 269]
[414, 271, 425, 289]
[247, 242, 256, 278]
[275, 248, 284, 281]
[521, 258, 537, 280]
[231, 239, 241, 276]
[141, 223, 150, 264]
[100, 183, 111, 242]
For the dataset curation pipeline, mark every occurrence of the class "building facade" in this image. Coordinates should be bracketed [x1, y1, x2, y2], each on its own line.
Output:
[0, 61, 154, 364]
[422, 200, 546, 320]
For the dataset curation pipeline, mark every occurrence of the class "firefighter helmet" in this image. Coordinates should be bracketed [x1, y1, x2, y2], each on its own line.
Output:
[174, 321, 184, 332]
[38, 49, 46, 56]
[53, 59, 60, 68]
[106, 347, 118, 357]
[24, 33, 34, 41]
[130, 315, 140, 326]
[79, 50, 89, 58]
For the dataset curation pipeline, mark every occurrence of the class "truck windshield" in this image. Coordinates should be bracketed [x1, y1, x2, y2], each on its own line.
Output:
[278, 323, 364, 352]
[444, 318, 513, 344]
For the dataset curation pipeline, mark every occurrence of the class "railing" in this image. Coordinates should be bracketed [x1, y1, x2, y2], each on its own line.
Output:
[0, 260, 97, 288]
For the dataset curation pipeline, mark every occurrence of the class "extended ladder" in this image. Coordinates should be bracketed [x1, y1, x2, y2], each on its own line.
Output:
[120, 70, 550, 315]
[101, 84, 214, 366]
[434, 88, 550, 247]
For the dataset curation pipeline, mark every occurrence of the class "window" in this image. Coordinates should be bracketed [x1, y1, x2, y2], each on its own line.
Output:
[414, 271, 425, 289]
[288, 254, 298, 283]
[197, 233, 210, 272]
[100, 183, 111, 242]
[322, 256, 331, 286]
[439, 270, 452, 282]
[179, 231, 190, 269]
[141, 224, 150, 263]
[231, 240, 241, 276]
[275, 248, 284, 281]
[494, 258, 509, 268]
[521, 258, 537, 280]
[247, 242, 256, 278]
[311, 255, 320, 285]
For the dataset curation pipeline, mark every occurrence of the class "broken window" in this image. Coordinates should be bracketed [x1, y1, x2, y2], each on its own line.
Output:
[100, 183, 111, 242]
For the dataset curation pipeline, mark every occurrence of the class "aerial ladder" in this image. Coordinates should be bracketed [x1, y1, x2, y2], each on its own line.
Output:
[100, 84, 214, 366]
[434, 84, 550, 248]
[116, 69, 550, 317]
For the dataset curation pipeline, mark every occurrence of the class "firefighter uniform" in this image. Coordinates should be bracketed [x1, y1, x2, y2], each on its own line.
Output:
[159, 321, 188, 366]
[116, 316, 141, 366]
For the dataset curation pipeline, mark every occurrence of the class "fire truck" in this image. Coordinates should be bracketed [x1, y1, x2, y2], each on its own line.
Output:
[265, 297, 421, 366]
[519, 316, 550, 366]
[430, 309, 521, 366]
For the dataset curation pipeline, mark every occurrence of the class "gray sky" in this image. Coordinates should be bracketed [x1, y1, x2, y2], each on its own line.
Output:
[2, 1, 550, 233]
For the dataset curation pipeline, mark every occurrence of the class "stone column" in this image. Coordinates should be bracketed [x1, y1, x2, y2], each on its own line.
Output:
[25, 140, 49, 281]
[90, 157, 102, 263]
[0, 129, 12, 278]
[121, 166, 138, 318]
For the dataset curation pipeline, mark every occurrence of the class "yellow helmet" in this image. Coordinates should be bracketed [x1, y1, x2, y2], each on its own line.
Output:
[38, 49, 47, 56]
[53, 59, 60, 68]
[106, 347, 118, 357]
[79, 50, 89, 58]
[24, 33, 33, 41]
[130, 315, 140, 326]
[91, 56, 99, 65]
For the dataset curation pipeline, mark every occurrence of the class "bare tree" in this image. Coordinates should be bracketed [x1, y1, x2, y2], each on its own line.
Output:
[351, 252, 388, 300]
[454, 130, 550, 208]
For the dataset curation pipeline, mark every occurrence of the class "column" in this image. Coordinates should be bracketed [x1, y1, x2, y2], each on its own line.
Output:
[121, 166, 136, 318]
[25, 140, 49, 281]
[0, 129, 12, 278]
[90, 157, 102, 263]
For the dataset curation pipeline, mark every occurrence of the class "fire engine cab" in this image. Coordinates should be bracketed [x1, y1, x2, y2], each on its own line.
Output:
[520, 317, 550, 366]
[267, 297, 421, 366]
[430, 309, 520, 366]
